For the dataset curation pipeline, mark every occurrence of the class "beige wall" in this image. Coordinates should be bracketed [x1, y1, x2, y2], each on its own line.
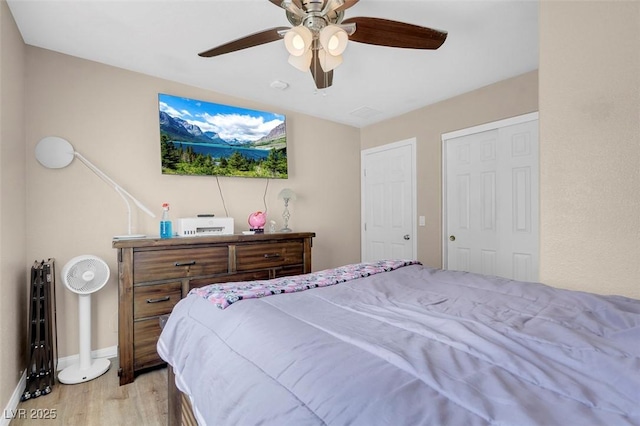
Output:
[24, 47, 361, 359]
[360, 71, 539, 268]
[539, 1, 640, 299]
[0, 0, 27, 412]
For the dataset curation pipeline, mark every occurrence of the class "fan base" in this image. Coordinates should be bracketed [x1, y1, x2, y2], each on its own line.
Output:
[58, 358, 110, 385]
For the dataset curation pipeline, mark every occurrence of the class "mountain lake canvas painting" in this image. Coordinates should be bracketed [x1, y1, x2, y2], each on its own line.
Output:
[158, 93, 287, 178]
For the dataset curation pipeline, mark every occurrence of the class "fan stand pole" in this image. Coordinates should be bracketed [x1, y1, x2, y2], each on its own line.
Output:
[78, 295, 92, 371]
[58, 295, 110, 384]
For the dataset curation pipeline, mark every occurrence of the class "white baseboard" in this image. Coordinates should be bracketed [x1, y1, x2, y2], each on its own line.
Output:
[56, 345, 117, 371]
[1, 370, 26, 426]
[2, 345, 117, 426]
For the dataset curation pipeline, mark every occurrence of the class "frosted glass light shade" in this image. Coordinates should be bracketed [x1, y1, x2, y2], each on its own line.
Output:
[318, 49, 343, 72]
[284, 26, 313, 57]
[278, 188, 297, 201]
[288, 50, 313, 72]
[319, 25, 348, 56]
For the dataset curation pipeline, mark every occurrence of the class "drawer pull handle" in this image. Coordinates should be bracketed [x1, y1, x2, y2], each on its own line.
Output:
[175, 261, 196, 267]
[146, 296, 170, 304]
[263, 253, 281, 259]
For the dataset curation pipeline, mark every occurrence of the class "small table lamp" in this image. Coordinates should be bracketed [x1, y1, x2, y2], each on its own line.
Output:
[277, 188, 297, 232]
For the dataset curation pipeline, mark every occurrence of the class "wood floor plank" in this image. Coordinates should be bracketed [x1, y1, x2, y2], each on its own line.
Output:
[10, 359, 167, 425]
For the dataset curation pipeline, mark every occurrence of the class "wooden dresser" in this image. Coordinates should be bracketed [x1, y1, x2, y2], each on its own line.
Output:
[113, 232, 315, 385]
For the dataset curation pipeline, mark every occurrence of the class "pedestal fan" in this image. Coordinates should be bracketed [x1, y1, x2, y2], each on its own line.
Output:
[58, 255, 111, 384]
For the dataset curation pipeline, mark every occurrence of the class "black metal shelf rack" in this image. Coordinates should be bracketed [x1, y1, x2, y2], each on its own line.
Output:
[22, 259, 57, 401]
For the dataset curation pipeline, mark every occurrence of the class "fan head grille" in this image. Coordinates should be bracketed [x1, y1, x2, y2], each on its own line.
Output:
[62, 255, 110, 294]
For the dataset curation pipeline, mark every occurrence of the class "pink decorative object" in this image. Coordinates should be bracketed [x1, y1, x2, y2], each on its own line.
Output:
[248, 211, 267, 231]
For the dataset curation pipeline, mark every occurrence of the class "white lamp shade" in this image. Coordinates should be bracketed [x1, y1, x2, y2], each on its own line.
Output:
[319, 25, 348, 56]
[284, 26, 313, 57]
[288, 50, 313, 72]
[35, 136, 75, 169]
[278, 188, 297, 201]
[318, 49, 343, 72]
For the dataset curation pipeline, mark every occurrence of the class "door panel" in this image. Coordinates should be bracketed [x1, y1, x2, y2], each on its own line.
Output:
[447, 130, 500, 276]
[362, 140, 416, 262]
[445, 118, 538, 281]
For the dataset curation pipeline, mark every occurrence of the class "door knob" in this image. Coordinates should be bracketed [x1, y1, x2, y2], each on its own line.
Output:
[404, 234, 410, 240]
[449, 235, 456, 241]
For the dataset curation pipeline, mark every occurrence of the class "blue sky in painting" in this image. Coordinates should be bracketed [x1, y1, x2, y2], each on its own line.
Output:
[158, 93, 285, 143]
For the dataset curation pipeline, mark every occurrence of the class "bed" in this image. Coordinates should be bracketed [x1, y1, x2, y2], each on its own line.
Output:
[157, 261, 640, 425]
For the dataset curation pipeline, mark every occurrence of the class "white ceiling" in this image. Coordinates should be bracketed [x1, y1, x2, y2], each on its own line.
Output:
[7, 0, 539, 128]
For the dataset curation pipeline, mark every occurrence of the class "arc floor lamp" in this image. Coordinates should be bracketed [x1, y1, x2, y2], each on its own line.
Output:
[35, 136, 155, 238]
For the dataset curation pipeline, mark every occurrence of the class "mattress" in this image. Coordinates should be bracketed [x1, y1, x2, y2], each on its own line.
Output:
[158, 264, 640, 425]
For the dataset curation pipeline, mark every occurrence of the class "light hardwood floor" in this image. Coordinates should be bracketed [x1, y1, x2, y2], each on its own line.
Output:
[10, 359, 167, 426]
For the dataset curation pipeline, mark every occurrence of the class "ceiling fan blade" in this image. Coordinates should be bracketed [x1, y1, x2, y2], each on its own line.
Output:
[310, 49, 334, 89]
[343, 17, 447, 50]
[335, 0, 359, 12]
[198, 27, 289, 57]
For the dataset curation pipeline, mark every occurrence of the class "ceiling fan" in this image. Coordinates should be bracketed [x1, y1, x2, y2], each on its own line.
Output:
[198, 0, 448, 89]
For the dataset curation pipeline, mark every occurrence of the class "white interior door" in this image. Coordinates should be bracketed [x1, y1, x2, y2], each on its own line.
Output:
[444, 114, 539, 281]
[362, 139, 416, 262]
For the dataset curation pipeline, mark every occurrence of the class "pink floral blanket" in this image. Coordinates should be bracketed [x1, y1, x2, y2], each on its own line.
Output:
[191, 260, 420, 309]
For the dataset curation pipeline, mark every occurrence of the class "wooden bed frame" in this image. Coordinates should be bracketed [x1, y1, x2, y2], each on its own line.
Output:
[167, 366, 198, 426]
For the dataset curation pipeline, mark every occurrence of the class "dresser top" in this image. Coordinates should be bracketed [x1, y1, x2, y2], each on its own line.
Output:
[112, 232, 316, 249]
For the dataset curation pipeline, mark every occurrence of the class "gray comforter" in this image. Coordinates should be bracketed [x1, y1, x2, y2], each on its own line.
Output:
[157, 264, 640, 425]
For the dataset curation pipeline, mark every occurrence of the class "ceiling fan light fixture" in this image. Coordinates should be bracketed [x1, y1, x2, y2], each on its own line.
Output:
[318, 49, 343, 72]
[284, 26, 313, 56]
[288, 49, 313, 71]
[319, 25, 348, 56]
[200, 3, 448, 90]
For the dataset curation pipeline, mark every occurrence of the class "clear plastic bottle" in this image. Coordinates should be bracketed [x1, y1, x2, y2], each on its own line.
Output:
[160, 203, 173, 238]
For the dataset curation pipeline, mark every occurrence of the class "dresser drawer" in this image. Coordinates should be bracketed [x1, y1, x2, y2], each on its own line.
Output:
[189, 270, 271, 290]
[133, 246, 229, 282]
[275, 264, 305, 278]
[235, 241, 303, 271]
[134, 282, 182, 320]
[133, 318, 164, 370]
